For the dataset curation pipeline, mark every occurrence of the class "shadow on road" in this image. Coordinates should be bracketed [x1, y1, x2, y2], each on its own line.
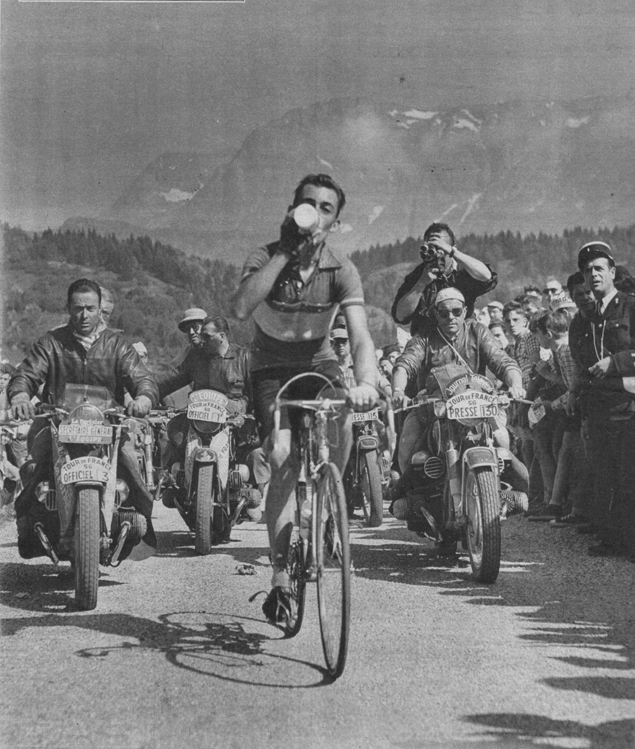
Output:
[461, 713, 635, 749]
[351, 517, 635, 748]
[1, 608, 331, 688]
[0, 561, 125, 612]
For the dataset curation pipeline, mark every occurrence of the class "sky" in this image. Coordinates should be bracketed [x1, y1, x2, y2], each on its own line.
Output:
[1, 0, 634, 229]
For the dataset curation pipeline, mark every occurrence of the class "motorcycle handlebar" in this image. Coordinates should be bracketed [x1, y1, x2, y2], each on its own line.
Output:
[393, 393, 530, 414]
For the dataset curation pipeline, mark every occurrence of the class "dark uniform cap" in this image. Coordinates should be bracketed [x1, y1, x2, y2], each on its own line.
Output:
[577, 241, 615, 271]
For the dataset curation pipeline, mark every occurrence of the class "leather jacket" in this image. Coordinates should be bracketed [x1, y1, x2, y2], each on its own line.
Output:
[156, 342, 251, 414]
[395, 318, 521, 392]
[8, 325, 159, 408]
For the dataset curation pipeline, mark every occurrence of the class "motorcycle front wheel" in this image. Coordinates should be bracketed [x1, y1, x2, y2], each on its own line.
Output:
[74, 488, 100, 610]
[465, 466, 501, 583]
[194, 465, 214, 555]
[316, 462, 350, 680]
[360, 451, 384, 528]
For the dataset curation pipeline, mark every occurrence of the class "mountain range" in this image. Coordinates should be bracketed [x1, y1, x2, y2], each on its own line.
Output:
[62, 95, 635, 262]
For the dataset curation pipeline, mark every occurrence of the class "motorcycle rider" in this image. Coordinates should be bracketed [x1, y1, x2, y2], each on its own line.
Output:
[390, 288, 526, 513]
[391, 223, 497, 336]
[156, 315, 269, 515]
[232, 173, 378, 628]
[8, 278, 159, 557]
[178, 308, 208, 349]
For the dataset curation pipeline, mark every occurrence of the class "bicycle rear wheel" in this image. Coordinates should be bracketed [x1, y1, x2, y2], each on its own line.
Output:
[316, 462, 350, 679]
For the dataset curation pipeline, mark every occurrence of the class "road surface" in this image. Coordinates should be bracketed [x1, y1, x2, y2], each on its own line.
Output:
[1, 501, 633, 749]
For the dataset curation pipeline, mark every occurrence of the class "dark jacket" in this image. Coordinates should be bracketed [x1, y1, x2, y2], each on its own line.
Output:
[395, 318, 520, 393]
[391, 263, 497, 335]
[156, 342, 251, 414]
[8, 325, 159, 408]
[569, 291, 635, 418]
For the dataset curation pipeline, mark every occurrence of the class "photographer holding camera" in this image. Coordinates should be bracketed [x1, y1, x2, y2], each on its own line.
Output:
[391, 222, 497, 336]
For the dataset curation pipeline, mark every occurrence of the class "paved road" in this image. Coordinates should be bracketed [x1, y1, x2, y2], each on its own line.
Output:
[1, 501, 633, 749]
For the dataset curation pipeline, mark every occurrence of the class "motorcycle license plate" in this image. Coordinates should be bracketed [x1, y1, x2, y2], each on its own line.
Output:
[58, 423, 113, 444]
[352, 408, 379, 423]
[446, 392, 498, 421]
[60, 456, 110, 485]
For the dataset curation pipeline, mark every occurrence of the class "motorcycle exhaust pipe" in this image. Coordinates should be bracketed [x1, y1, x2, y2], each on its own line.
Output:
[108, 520, 131, 567]
[33, 522, 59, 565]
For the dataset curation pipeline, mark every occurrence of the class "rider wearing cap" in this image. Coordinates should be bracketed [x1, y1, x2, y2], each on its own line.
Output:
[178, 308, 208, 349]
[570, 241, 635, 558]
[390, 288, 525, 508]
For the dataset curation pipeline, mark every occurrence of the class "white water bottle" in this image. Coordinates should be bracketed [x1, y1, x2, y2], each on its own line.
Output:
[292, 204, 319, 234]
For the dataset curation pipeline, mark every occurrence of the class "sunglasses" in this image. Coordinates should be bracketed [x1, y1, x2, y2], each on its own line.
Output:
[435, 306, 465, 319]
[200, 331, 222, 342]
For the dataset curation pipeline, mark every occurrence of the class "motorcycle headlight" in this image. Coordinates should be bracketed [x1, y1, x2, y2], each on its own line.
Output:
[69, 403, 104, 422]
[192, 420, 223, 436]
[433, 402, 446, 418]
[115, 478, 130, 507]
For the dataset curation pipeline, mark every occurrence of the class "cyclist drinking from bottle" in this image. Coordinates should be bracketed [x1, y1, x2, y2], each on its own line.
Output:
[232, 173, 378, 626]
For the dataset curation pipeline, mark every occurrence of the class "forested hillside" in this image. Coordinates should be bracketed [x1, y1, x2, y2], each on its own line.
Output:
[3, 223, 634, 367]
[1, 225, 246, 368]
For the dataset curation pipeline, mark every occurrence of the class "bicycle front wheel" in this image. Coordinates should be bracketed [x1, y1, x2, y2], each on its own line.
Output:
[315, 462, 351, 679]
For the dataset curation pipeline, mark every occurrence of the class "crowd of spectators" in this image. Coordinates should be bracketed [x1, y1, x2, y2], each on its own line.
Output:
[384, 237, 635, 562]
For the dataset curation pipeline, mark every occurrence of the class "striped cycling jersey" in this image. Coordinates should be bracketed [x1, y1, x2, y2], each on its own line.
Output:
[241, 241, 365, 371]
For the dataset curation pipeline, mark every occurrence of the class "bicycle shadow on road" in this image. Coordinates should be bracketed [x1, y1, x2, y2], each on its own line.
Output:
[1, 607, 330, 688]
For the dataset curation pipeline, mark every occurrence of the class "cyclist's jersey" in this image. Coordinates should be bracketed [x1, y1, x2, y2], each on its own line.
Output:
[241, 240, 365, 371]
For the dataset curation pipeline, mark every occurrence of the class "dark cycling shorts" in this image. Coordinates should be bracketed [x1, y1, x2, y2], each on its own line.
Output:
[251, 360, 344, 442]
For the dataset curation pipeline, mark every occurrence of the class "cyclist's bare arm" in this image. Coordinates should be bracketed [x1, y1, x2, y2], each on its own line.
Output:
[232, 252, 290, 320]
[343, 305, 379, 410]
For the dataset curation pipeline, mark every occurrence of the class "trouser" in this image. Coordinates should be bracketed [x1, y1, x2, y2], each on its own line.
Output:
[530, 412, 565, 506]
[584, 416, 635, 553]
[567, 428, 593, 516]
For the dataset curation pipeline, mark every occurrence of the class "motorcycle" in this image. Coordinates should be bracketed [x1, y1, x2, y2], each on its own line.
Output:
[399, 366, 521, 583]
[16, 383, 154, 610]
[343, 407, 387, 527]
[160, 389, 261, 554]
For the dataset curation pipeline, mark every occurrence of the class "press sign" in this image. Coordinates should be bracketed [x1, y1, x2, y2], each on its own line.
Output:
[352, 408, 379, 423]
[446, 391, 498, 421]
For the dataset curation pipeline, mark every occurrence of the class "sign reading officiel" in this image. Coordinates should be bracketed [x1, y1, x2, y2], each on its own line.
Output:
[60, 456, 110, 485]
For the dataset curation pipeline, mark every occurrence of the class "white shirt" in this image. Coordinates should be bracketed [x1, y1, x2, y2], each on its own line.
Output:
[597, 287, 618, 315]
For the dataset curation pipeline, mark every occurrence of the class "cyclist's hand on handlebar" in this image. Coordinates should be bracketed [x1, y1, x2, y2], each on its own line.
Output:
[10, 394, 35, 421]
[127, 395, 152, 418]
[347, 382, 378, 411]
[509, 385, 526, 401]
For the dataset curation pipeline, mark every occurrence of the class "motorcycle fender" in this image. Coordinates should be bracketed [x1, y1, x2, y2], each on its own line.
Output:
[462, 446, 498, 471]
[357, 436, 378, 451]
[191, 447, 218, 464]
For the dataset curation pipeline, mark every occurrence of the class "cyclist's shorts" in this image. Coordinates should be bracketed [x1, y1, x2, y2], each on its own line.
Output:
[251, 361, 344, 442]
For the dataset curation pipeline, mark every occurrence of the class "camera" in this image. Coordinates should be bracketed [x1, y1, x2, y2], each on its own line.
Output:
[420, 242, 446, 265]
